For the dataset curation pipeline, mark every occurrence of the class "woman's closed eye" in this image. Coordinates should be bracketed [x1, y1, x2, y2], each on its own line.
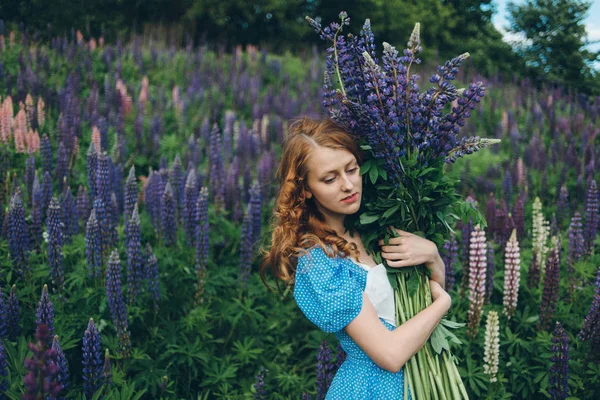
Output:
[324, 167, 358, 184]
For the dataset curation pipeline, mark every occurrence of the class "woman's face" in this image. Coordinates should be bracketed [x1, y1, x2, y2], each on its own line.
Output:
[304, 146, 362, 222]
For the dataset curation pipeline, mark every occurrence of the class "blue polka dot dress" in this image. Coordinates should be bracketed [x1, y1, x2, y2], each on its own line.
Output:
[294, 247, 412, 399]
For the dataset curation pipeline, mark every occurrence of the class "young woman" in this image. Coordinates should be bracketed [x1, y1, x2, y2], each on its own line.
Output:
[261, 117, 451, 399]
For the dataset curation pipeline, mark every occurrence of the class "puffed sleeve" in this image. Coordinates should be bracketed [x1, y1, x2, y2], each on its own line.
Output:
[293, 247, 363, 333]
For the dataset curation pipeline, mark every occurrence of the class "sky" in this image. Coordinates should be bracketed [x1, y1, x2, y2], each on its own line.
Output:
[492, 0, 600, 60]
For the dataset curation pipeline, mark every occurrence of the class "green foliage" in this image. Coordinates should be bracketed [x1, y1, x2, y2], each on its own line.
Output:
[507, 0, 600, 94]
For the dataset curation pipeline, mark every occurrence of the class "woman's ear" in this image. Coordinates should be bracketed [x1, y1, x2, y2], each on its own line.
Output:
[305, 191, 312, 199]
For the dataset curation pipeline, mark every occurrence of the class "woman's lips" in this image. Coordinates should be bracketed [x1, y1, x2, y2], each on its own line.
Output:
[341, 193, 358, 203]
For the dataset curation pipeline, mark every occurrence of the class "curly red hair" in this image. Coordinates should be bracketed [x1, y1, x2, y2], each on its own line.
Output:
[260, 116, 364, 293]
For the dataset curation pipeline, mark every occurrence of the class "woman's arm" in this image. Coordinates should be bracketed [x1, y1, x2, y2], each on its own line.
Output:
[344, 281, 451, 373]
[426, 253, 446, 289]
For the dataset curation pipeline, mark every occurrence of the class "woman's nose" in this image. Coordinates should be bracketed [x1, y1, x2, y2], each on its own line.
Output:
[341, 174, 354, 190]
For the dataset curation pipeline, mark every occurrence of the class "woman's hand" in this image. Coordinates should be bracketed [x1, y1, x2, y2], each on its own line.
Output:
[378, 227, 446, 288]
[378, 227, 439, 268]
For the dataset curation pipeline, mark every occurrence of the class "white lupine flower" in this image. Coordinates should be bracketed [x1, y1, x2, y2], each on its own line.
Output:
[503, 229, 521, 319]
[532, 197, 550, 274]
[483, 310, 500, 383]
[468, 224, 487, 338]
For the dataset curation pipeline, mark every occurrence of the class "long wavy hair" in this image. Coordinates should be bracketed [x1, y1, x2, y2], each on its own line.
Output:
[260, 116, 364, 293]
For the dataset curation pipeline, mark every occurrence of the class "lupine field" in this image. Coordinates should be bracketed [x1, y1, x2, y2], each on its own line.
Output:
[0, 19, 599, 400]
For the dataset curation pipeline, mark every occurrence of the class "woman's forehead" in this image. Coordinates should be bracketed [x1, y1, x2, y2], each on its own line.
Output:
[306, 147, 356, 174]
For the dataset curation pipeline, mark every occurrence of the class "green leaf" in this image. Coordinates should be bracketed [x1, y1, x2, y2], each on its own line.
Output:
[382, 203, 401, 219]
[360, 213, 379, 225]
[369, 163, 379, 185]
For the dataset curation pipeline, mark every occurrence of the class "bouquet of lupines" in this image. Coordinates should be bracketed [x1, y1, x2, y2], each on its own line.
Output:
[308, 12, 500, 399]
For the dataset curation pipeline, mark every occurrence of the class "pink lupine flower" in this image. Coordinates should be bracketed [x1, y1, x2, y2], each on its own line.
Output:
[0, 96, 14, 142]
[25, 94, 34, 128]
[89, 38, 97, 51]
[13, 107, 27, 153]
[468, 224, 487, 338]
[91, 126, 101, 152]
[115, 79, 132, 114]
[26, 128, 40, 153]
[139, 76, 149, 107]
[37, 97, 45, 128]
[503, 229, 521, 319]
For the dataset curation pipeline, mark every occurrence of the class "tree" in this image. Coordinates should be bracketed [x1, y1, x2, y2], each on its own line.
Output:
[507, 0, 600, 94]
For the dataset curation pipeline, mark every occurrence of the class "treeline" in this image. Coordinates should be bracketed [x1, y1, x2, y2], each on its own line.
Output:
[1, 0, 598, 94]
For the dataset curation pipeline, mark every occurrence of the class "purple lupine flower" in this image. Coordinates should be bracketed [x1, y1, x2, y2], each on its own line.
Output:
[170, 154, 184, 218]
[194, 187, 209, 303]
[0, 286, 6, 339]
[8, 189, 31, 278]
[52, 335, 69, 392]
[253, 367, 266, 399]
[316, 340, 335, 400]
[86, 142, 98, 200]
[495, 199, 508, 248]
[302, 393, 312, 400]
[77, 185, 91, 223]
[85, 209, 102, 279]
[23, 324, 62, 400]
[60, 185, 79, 241]
[126, 204, 143, 305]
[183, 168, 198, 245]
[539, 247, 560, 330]
[161, 182, 176, 245]
[124, 166, 137, 223]
[503, 230, 521, 319]
[485, 241, 495, 303]
[56, 142, 68, 186]
[209, 123, 225, 210]
[467, 225, 487, 338]
[567, 212, 585, 296]
[249, 182, 262, 246]
[579, 266, 600, 349]
[96, 152, 111, 210]
[549, 322, 569, 400]
[30, 172, 43, 247]
[25, 154, 35, 205]
[47, 198, 65, 294]
[106, 250, 131, 357]
[0, 337, 7, 394]
[238, 209, 254, 289]
[40, 134, 53, 176]
[103, 349, 112, 385]
[441, 232, 458, 292]
[82, 318, 103, 399]
[7, 285, 20, 341]
[109, 192, 119, 247]
[557, 185, 569, 228]
[111, 162, 124, 217]
[224, 156, 240, 214]
[502, 167, 512, 206]
[144, 169, 157, 228]
[36, 284, 55, 337]
[93, 198, 109, 259]
[145, 244, 161, 309]
[512, 192, 525, 240]
[334, 342, 347, 372]
[485, 192, 496, 238]
[41, 171, 52, 221]
[584, 179, 598, 256]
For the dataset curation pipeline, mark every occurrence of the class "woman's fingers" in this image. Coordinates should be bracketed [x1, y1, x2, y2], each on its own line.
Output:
[385, 259, 414, 268]
[381, 251, 406, 260]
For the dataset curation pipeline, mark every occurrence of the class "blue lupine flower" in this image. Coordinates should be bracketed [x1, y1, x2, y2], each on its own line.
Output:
[93, 198, 109, 259]
[96, 152, 111, 210]
[106, 250, 131, 356]
[170, 154, 184, 217]
[442, 232, 458, 292]
[41, 134, 52, 174]
[82, 318, 103, 399]
[47, 198, 65, 294]
[184, 168, 198, 245]
[238, 209, 254, 288]
[145, 244, 161, 309]
[30, 172, 43, 247]
[36, 284, 55, 337]
[85, 209, 102, 279]
[41, 171, 52, 221]
[8, 285, 20, 341]
[316, 340, 334, 400]
[584, 179, 598, 256]
[126, 204, 143, 304]
[161, 182, 176, 245]
[124, 166, 137, 222]
[249, 182, 262, 246]
[539, 248, 560, 330]
[579, 266, 600, 352]
[25, 155, 35, 205]
[512, 192, 525, 240]
[52, 335, 69, 392]
[8, 190, 31, 278]
[549, 322, 569, 400]
[253, 367, 266, 400]
[209, 123, 225, 209]
[103, 349, 112, 385]
[87, 142, 98, 200]
[56, 142, 68, 187]
[77, 185, 91, 223]
[0, 337, 7, 394]
[0, 286, 6, 339]
[557, 185, 569, 228]
[60, 185, 79, 241]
